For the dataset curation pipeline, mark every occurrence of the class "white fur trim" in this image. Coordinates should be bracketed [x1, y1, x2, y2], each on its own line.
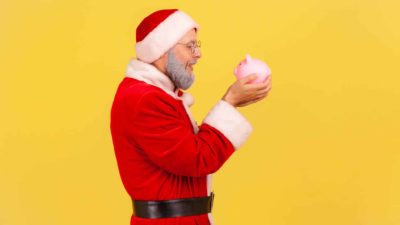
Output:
[180, 92, 194, 107]
[207, 174, 212, 194]
[203, 100, 253, 149]
[207, 174, 214, 225]
[125, 59, 198, 133]
[208, 213, 215, 225]
[126, 58, 175, 96]
[136, 11, 199, 63]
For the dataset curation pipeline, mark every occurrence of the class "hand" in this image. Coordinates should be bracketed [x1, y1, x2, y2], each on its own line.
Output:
[222, 74, 272, 107]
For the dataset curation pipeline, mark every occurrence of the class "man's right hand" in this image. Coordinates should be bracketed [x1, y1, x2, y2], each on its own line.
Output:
[222, 74, 272, 107]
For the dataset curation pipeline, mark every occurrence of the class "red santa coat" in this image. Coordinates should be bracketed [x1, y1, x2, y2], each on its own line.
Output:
[110, 59, 253, 225]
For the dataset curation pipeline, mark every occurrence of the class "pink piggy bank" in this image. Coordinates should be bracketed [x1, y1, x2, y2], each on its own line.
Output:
[234, 54, 271, 84]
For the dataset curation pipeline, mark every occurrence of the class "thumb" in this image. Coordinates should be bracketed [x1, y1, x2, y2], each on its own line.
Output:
[241, 74, 257, 83]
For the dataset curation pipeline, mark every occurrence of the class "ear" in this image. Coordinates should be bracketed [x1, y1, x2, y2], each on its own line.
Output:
[245, 54, 252, 63]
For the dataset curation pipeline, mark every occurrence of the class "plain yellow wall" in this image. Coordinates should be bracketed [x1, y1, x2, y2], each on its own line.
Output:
[1, 0, 400, 225]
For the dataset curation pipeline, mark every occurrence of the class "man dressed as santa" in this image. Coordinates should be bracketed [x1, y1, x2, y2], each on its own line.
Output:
[110, 9, 272, 225]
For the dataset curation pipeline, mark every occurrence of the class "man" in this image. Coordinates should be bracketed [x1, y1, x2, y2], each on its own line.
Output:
[110, 9, 272, 225]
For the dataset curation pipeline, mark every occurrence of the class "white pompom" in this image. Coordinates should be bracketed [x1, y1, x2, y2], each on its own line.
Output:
[180, 92, 195, 107]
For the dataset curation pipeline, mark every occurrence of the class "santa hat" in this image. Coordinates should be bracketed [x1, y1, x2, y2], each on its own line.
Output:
[135, 9, 199, 63]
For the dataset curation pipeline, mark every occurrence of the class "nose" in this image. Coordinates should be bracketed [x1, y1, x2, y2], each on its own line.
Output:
[193, 48, 201, 59]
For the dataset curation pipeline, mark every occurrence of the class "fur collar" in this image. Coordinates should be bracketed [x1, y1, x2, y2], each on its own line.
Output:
[125, 58, 194, 107]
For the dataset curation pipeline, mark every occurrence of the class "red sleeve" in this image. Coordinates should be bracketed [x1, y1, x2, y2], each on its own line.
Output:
[127, 91, 235, 177]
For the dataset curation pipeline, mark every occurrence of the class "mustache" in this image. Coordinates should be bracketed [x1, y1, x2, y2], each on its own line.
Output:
[186, 60, 197, 67]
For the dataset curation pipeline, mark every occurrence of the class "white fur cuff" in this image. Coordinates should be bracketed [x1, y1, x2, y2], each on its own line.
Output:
[203, 100, 253, 149]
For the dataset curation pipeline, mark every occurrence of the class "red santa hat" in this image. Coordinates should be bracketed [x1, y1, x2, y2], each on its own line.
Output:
[135, 9, 199, 63]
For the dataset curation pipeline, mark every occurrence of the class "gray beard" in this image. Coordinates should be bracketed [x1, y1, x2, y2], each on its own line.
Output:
[165, 50, 195, 90]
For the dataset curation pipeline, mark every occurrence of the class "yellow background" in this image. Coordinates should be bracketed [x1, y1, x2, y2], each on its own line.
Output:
[1, 0, 399, 225]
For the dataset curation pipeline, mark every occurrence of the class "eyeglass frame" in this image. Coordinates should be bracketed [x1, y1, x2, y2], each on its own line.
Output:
[176, 40, 201, 54]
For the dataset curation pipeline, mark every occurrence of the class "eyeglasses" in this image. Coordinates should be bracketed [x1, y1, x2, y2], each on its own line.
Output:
[177, 40, 201, 54]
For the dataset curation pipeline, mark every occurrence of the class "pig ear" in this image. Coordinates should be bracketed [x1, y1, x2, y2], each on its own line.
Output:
[245, 54, 252, 63]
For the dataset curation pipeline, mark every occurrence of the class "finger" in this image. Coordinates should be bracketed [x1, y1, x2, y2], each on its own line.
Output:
[248, 76, 271, 88]
[256, 88, 270, 96]
[255, 91, 269, 99]
[245, 81, 268, 91]
[265, 84, 272, 92]
[262, 76, 272, 83]
[262, 81, 272, 91]
[254, 82, 270, 91]
[239, 92, 269, 106]
[256, 86, 272, 96]
[254, 85, 270, 94]
[237, 96, 265, 107]
[239, 74, 258, 84]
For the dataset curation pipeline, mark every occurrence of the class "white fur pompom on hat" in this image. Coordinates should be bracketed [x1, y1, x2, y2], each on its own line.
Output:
[135, 9, 199, 63]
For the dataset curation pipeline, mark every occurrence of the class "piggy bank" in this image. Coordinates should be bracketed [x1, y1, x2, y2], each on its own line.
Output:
[234, 54, 271, 84]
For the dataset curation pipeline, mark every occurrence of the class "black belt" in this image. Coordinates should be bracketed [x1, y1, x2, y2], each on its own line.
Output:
[132, 192, 214, 219]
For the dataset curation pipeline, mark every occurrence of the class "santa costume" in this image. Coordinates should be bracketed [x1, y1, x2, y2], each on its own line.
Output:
[110, 9, 253, 225]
